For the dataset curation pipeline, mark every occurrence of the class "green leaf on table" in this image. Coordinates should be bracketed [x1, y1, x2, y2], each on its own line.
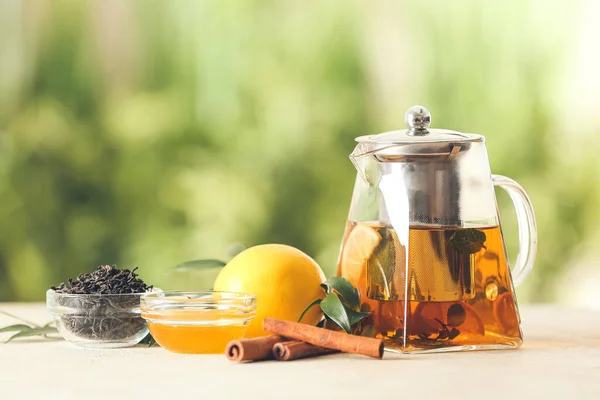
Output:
[299, 276, 368, 331]
[0, 324, 32, 334]
[0, 310, 39, 327]
[6, 326, 58, 343]
[320, 293, 352, 334]
[298, 299, 322, 323]
[0, 324, 31, 333]
[174, 259, 227, 270]
[0, 311, 59, 343]
[343, 304, 370, 327]
[320, 276, 360, 310]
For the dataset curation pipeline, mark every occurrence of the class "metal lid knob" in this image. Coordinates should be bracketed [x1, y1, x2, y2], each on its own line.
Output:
[405, 105, 431, 136]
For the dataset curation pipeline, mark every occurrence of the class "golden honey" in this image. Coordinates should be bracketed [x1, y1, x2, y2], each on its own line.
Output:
[144, 311, 248, 354]
[140, 291, 256, 354]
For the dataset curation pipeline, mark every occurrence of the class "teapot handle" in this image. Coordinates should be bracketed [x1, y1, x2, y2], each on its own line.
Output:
[491, 175, 538, 287]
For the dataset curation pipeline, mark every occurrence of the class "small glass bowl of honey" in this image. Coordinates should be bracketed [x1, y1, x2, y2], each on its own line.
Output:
[140, 291, 256, 354]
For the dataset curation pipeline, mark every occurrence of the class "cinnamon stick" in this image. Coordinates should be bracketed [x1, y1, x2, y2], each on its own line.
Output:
[263, 317, 384, 359]
[225, 335, 286, 362]
[272, 340, 339, 361]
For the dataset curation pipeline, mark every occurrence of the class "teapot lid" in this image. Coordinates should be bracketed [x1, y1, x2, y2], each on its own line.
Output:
[355, 105, 483, 145]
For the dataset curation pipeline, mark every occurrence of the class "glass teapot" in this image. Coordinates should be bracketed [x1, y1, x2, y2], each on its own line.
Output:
[336, 105, 537, 353]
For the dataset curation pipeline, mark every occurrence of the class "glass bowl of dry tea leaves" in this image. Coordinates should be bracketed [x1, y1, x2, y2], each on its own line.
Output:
[46, 265, 157, 348]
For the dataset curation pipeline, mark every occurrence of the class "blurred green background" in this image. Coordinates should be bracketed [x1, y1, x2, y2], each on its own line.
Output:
[1, 0, 599, 306]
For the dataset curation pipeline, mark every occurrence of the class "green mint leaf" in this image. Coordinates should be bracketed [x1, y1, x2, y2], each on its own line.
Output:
[0, 324, 32, 334]
[321, 276, 361, 310]
[342, 303, 370, 326]
[298, 299, 322, 323]
[6, 326, 58, 343]
[449, 228, 487, 255]
[174, 259, 227, 270]
[320, 293, 352, 334]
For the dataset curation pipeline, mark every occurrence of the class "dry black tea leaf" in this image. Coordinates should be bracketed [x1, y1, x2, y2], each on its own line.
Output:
[436, 329, 449, 340]
[51, 265, 152, 294]
[449, 229, 487, 255]
[449, 328, 460, 340]
[50, 265, 152, 342]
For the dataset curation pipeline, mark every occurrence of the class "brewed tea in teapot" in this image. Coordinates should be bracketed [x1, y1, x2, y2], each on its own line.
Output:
[337, 106, 537, 353]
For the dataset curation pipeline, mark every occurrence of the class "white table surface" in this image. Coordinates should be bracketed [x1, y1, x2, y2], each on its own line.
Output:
[1, 303, 599, 400]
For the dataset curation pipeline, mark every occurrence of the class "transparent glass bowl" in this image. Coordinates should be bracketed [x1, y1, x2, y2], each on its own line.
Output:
[141, 291, 256, 354]
[46, 289, 150, 348]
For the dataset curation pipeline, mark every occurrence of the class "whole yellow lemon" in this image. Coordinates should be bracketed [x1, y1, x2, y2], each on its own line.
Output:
[213, 244, 326, 337]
